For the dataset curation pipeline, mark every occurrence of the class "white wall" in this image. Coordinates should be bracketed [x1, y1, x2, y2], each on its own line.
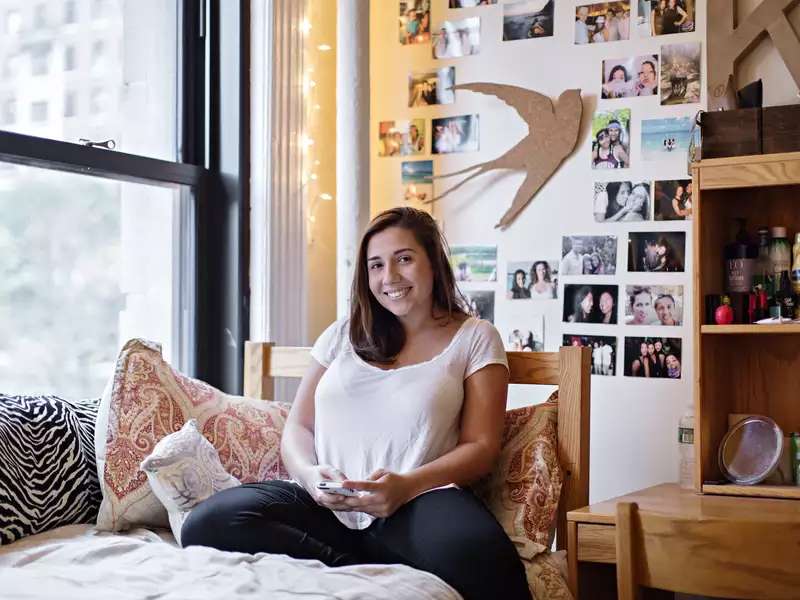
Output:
[370, 0, 706, 503]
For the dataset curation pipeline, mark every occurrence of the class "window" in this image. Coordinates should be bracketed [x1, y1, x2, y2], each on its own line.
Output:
[5, 10, 20, 35]
[64, 91, 76, 117]
[1, 98, 15, 125]
[30, 43, 51, 76]
[0, 2, 177, 161]
[34, 4, 47, 28]
[0, 165, 193, 398]
[63, 0, 77, 25]
[64, 45, 76, 71]
[31, 100, 48, 122]
[0, 1, 248, 396]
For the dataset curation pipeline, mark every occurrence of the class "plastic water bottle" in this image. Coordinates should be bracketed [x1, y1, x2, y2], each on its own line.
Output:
[678, 404, 695, 490]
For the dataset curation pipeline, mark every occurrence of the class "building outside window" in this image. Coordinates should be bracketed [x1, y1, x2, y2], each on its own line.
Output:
[64, 90, 76, 117]
[64, 45, 76, 71]
[30, 100, 48, 122]
[34, 4, 47, 28]
[63, 0, 77, 25]
[30, 43, 51, 76]
[1, 98, 16, 125]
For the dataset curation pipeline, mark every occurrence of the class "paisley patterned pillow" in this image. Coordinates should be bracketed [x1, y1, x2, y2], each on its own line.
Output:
[95, 338, 290, 531]
[141, 419, 241, 546]
[475, 391, 563, 559]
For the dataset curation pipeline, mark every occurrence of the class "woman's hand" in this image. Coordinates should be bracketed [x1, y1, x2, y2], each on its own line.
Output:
[341, 469, 414, 519]
[302, 464, 356, 512]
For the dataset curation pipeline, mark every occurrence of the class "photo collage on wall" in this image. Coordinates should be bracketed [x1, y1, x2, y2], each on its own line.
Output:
[388, 0, 557, 216]
[564, 0, 699, 378]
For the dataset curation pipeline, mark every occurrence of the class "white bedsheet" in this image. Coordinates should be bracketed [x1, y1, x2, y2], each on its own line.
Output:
[0, 525, 462, 600]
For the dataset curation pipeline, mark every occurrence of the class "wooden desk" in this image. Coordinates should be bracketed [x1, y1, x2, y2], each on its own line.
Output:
[566, 483, 800, 599]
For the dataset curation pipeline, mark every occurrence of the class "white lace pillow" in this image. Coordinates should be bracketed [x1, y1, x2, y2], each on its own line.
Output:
[140, 419, 240, 546]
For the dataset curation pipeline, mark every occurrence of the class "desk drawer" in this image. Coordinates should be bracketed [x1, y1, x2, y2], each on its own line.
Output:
[577, 523, 615, 564]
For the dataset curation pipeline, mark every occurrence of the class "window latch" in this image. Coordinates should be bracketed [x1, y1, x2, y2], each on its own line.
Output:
[79, 138, 116, 150]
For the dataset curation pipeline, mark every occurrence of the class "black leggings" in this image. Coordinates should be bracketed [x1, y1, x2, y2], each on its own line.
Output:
[181, 480, 531, 600]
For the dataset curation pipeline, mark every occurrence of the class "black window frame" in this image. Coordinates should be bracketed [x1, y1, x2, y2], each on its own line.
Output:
[0, 0, 249, 394]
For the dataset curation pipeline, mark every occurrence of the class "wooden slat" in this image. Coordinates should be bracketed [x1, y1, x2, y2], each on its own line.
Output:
[556, 345, 592, 551]
[696, 151, 800, 190]
[244, 341, 275, 400]
[506, 351, 560, 385]
[701, 324, 800, 334]
[703, 483, 800, 500]
[615, 503, 639, 600]
[567, 521, 579, 597]
[270, 346, 313, 378]
[577, 523, 616, 564]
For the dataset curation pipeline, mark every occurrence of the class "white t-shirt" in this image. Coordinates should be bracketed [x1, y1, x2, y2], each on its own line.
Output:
[309, 316, 508, 529]
[601, 344, 613, 365]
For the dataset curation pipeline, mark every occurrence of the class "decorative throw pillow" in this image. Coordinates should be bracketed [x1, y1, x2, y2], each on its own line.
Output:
[141, 419, 241, 546]
[0, 394, 102, 545]
[475, 390, 563, 559]
[95, 338, 291, 532]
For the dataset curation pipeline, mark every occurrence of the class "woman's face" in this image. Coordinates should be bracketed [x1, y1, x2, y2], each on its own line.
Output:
[409, 125, 419, 141]
[629, 185, 647, 210]
[580, 292, 594, 314]
[632, 292, 651, 322]
[366, 226, 434, 321]
[612, 68, 625, 81]
[666, 354, 679, 370]
[583, 255, 594, 271]
[655, 341, 663, 352]
[616, 183, 631, 206]
[591, 254, 601, 268]
[515, 271, 525, 287]
[668, 0, 676, 8]
[647, 343, 656, 355]
[597, 130, 610, 149]
[657, 244, 667, 256]
[535, 262, 547, 282]
[640, 342, 648, 355]
[599, 291, 614, 315]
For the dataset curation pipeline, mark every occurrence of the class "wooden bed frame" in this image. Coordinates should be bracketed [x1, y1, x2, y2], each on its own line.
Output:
[243, 342, 591, 593]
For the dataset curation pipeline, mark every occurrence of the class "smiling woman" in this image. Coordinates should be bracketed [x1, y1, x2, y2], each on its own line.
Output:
[182, 207, 534, 600]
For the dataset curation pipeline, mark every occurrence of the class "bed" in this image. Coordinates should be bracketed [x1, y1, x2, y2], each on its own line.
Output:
[0, 345, 590, 599]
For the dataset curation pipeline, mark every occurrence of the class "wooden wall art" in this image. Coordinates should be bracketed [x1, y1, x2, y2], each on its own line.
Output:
[707, 0, 800, 110]
[425, 83, 583, 230]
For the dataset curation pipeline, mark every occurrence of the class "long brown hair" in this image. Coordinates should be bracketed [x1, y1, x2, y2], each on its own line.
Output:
[349, 207, 468, 364]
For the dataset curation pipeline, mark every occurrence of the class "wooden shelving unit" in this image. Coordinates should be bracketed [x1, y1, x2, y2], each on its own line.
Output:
[693, 151, 800, 499]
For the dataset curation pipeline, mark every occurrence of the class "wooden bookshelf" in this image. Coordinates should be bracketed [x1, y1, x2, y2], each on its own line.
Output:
[693, 151, 800, 499]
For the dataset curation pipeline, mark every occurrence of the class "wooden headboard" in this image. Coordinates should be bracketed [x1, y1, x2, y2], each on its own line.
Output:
[244, 342, 591, 557]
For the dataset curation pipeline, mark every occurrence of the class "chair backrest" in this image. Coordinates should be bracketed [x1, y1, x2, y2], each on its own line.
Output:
[243, 342, 591, 551]
[615, 502, 800, 600]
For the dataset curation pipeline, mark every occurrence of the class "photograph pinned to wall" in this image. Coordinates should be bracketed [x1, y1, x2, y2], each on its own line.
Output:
[641, 0, 695, 36]
[661, 42, 701, 105]
[591, 108, 630, 169]
[399, 0, 431, 45]
[408, 67, 455, 108]
[593, 181, 651, 222]
[624, 285, 684, 325]
[563, 334, 617, 376]
[563, 284, 619, 324]
[462, 290, 495, 323]
[507, 318, 545, 352]
[506, 260, 558, 299]
[641, 116, 695, 162]
[654, 179, 692, 220]
[432, 17, 480, 59]
[450, 245, 497, 282]
[449, 0, 497, 6]
[560, 235, 617, 275]
[432, 114, 479, 154]
[601, 55, 659, 98]
[378, 119, 426, 157]
[627, 231, 686, 272]
[574, 1, 631, 44]
[624, 337, 682, 378]
[401, 160, 433, 204]
[502, 0, 554, 41]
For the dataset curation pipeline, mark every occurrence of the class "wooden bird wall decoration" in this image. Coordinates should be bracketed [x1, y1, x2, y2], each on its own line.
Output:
[425, 83, 583, 230]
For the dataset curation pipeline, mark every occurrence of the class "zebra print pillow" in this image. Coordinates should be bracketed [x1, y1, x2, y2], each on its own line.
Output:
[0, 394, 102, 545]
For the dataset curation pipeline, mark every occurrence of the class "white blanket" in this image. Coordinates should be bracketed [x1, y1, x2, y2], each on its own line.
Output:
[0, 525, 462, 600]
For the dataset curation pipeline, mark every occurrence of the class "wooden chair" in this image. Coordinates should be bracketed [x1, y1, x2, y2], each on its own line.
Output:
[615, 501, 800, 600]
[244, 342, 591, 593]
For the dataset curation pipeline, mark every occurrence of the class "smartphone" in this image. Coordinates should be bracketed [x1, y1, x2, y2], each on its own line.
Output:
[316, 481, 358, 497]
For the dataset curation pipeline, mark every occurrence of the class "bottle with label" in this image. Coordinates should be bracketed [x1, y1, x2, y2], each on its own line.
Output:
[724, 219, 756, 323]
[769, 226, 791, 277]
[678, 404, 695, 490]
[752, 226, 773, 298]
[792, 233, 800, 295]
[777, 270, 795, 319]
